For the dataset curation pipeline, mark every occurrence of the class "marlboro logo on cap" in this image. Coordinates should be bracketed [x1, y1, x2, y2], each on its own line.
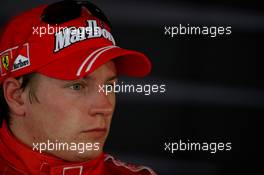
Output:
[54, 20, 116, 53]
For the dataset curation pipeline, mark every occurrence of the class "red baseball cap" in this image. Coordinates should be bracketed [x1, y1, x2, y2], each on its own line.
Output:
[0, 2, 151, 84]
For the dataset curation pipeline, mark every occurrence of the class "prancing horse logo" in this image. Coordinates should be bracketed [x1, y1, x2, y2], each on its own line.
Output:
[1, 55, 9, 71]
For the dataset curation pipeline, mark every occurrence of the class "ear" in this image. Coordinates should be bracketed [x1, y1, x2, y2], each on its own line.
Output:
[2, 77, 26, 116]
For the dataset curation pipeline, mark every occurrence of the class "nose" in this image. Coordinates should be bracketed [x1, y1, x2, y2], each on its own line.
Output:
[88, 91, 115, 117]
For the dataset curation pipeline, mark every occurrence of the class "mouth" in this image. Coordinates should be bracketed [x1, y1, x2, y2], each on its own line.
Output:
[81, 128, 107, 138]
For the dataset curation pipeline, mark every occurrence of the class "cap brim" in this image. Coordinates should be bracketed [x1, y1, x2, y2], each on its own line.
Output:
[37, 45, 151, 80]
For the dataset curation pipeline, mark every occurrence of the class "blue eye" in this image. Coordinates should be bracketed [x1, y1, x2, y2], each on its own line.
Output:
[70, 83, 84, 90]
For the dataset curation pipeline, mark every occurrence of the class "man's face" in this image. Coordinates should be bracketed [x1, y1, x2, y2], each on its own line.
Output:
[22, 61, 117, 162]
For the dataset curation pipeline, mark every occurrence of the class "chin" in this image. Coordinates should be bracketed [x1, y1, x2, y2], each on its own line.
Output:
[73, 150, 103, 162]
[48, 148, 103, 162]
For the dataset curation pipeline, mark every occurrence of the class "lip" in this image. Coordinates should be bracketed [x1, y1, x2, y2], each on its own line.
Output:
[81, 128, 107, 137]
[83, 128, 107, 132]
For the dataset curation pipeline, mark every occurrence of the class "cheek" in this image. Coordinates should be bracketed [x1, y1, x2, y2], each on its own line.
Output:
[28, 90, 86, 140]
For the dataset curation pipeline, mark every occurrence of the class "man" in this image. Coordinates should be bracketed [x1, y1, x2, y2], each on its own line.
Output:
[0, 1, 156, 174]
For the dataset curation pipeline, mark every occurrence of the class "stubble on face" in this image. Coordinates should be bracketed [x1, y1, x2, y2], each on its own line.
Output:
[12, 61, 117, 162]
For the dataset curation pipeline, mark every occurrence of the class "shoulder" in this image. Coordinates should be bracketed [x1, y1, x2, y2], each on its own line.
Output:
[104, 154, 157, 175]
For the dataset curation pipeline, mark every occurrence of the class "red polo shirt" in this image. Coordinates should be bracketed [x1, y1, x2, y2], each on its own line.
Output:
[0, 121, 157, 175]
